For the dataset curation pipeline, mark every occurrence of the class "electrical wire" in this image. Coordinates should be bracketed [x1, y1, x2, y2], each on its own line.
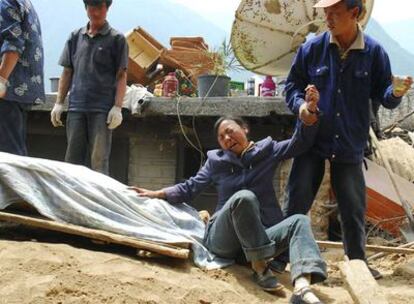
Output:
[175, 75, 220, 169]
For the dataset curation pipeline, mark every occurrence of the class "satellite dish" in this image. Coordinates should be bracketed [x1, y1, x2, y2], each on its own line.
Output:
[231, 0, 374, 76]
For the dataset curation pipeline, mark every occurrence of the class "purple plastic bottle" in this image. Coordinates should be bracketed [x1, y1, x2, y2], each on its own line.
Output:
[260, 76, 276, 97]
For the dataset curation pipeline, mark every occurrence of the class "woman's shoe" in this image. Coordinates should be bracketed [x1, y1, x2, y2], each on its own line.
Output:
[252, 268, 282, 292]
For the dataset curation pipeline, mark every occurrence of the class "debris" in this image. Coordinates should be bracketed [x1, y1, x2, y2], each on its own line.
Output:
[160, 36, 214, 85]
[364, 158, 414, 237]
[339, 259, 389, 304]
[126, 27, 165, 86]
[394, 259, 414, 276]
[368, 241, 414, 261]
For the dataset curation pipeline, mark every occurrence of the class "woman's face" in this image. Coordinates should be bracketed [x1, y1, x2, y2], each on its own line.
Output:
[217, 120, 249, 156]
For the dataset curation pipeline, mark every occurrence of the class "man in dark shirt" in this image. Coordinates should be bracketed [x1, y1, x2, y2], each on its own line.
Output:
[0, 0, 45, 155]
[50, 0, 128, 174]
[284, 0, 412, 279]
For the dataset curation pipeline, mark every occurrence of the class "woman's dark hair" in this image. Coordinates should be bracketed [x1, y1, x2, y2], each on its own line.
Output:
[83, 0, 112, 8]
[214, 116, 249, 136]
[344, 0, 363, 17]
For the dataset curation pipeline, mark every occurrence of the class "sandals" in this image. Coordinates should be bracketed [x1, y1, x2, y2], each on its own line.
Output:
[289, 287, 324, 304]
[252, 267, 282, 292]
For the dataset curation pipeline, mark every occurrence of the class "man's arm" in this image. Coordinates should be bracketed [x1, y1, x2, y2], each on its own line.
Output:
[106, 69, 127, 130]
[56, 67, 73, 104]
[285, 46, 319, 125]
[114, 69, 127, 107]
[0, 51, 19, 97]
[371, 46, 412, 109]
[50, 67, 72, 127]
[106, 33, 128, 130]
[0, 51, 19, 80]
[0, 0, 25, 98]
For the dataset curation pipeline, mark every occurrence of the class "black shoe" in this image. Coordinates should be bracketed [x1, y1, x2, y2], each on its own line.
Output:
[252, 268, 282, 292]
[368, 266, 383, 280]
[268, 259, 287, 273]
[290, 287, 324, 304]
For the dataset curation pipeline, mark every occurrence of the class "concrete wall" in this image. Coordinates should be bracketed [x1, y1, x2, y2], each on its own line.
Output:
[128, 136, 177, 190]
[27, 103, 296, 213]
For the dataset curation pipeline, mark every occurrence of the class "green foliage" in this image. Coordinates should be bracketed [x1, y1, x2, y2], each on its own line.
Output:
[208, 39, 244, 76]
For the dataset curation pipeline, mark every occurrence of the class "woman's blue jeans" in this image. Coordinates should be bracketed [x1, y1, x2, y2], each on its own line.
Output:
[204, 190, 327, 283]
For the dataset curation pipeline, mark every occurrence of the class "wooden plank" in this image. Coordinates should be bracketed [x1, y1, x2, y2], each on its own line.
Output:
[339, 259, 389, 304]
[0, 211, 190, 259]
[317, 240, 414, 254]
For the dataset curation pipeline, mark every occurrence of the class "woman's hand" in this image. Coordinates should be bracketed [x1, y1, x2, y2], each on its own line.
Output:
[128, 186, 166, 199]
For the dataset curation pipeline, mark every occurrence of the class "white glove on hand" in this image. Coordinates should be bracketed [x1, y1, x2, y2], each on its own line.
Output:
[50, 103, 64, 127]
[107, 105, 123, 130]
[0, 75, 8, 98]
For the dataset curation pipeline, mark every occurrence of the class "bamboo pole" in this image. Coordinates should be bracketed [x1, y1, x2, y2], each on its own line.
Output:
[317, 240, 414, 255]
[0, 211, 190, 259]
[367, 241, 414, 261]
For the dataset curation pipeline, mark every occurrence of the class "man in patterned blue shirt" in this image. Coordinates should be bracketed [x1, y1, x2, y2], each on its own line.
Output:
[284, 0, 412, 282]
[0, 0, 44, 156]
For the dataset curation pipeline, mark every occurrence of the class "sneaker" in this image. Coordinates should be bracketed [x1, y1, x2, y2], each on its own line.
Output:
[268, 259, 287, 273]
[252, 268, 282, 292]
[368, 266, 383, 280]
[290, 287, 324, 304]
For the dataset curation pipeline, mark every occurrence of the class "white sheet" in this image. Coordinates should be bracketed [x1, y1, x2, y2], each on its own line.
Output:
[0, 152, 232, 269]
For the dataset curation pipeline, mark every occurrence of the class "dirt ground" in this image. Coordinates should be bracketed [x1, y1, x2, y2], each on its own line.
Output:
[0, 223, 413, 304]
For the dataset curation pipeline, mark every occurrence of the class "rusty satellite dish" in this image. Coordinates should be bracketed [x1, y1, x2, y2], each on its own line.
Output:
[231, 0, 374, 76]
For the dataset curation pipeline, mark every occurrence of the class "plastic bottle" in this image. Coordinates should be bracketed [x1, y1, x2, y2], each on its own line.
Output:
[162, 72, 179, 97]
[260, 76, 276, 97]
[246, 77, 255, 96]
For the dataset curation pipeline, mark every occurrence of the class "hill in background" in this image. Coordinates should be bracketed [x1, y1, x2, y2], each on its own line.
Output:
[30, 0, 414, 90]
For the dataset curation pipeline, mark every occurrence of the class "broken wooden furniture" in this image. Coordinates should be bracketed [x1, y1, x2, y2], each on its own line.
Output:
[126, 27, 165, 85]
[364, 158, 414, 238]
[160, 36, 214, 86]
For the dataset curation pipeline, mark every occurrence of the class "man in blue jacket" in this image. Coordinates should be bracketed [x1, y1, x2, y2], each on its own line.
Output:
[0, 0, 44, 155]
[284, 0, 413, 279]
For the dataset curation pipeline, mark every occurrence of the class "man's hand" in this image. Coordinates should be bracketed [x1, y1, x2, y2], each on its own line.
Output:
[107, 105, 123, 130]
[128, 186, 166, 199]
[50, 103, 64, 127]
[392, 75, 413, 98]
[299, 84, 320, 125]
[0, 76, 7, 98]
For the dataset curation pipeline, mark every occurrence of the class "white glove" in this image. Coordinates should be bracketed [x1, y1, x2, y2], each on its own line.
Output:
[107, 105, 123, 130]
[50, 103, 64, 127]
[0, 75, 8, 98]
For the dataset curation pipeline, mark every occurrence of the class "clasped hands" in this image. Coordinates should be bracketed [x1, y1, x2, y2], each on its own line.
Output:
[299, 84, 320, 126]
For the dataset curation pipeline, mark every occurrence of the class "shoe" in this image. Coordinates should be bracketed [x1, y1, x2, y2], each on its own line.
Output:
[368, 266, 383, 280]
[268, 259, 287, 273]
[252, 267, 282, 292]
[290, 287, 324, 304]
